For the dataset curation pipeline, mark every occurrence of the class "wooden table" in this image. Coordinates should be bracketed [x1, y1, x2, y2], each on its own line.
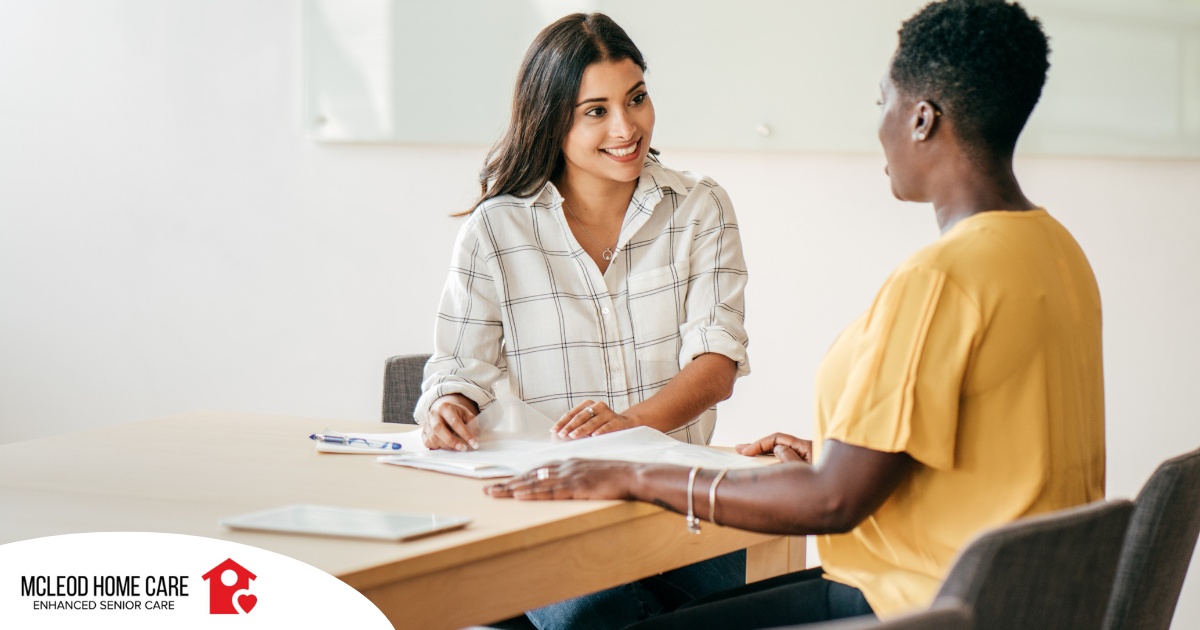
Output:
[0, 412, 804, 629]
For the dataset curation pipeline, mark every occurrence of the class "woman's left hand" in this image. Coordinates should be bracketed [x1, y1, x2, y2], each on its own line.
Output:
[484, 459, 637, 500]
[735, 433, 814, 464]
[551, 400, 636, 439]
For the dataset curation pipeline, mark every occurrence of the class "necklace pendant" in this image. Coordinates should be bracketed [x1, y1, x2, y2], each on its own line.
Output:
[602, 248, 613, 261]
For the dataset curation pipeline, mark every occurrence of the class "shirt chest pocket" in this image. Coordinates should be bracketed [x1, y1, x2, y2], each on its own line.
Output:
[626, 264, 687, 363]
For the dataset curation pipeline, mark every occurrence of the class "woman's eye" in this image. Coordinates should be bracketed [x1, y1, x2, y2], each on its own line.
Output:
[630, 92, 648, 106]
[586, 107, 606, 118]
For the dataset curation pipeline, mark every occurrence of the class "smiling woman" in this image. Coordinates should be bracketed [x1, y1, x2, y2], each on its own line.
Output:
[557, 58, 654, 268]
[411, 12, 752, 630]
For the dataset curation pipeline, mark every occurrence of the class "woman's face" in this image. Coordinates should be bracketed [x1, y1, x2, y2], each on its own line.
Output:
[877, 70, 923, 202]
[560, 58, 655, 189]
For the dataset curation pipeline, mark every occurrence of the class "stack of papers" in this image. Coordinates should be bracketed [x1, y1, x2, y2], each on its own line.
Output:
[376, 453, 519, 478]
[378, 434, 554, 478]
[377, 399, 766, 478]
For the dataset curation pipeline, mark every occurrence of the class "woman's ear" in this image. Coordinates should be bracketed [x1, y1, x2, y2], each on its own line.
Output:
[911, 100, 941, 142]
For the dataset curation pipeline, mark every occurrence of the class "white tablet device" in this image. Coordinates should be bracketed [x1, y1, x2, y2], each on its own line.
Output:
[220, 504, 473, 541]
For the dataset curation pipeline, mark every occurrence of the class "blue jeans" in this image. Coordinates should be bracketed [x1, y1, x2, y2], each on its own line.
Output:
[525, 550, 746, 630]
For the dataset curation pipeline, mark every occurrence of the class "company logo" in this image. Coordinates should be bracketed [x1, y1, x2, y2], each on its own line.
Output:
[200, 559, 257, 614]
[3, 533, 390, 626]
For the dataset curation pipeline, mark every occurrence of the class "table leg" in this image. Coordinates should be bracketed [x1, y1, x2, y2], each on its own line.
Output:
[746, 535, 807, 583]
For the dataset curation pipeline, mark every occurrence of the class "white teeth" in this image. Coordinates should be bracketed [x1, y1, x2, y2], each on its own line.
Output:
[603, 144, 637, 157]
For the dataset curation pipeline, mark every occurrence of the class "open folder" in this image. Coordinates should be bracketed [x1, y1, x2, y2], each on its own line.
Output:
[378, 398, 767, 478]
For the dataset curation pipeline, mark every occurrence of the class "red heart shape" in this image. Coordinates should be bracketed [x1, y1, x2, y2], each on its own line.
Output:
[237, 593, 257, 614]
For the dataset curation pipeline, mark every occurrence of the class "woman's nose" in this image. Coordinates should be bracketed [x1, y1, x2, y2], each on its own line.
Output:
[608, 109, 635, 140]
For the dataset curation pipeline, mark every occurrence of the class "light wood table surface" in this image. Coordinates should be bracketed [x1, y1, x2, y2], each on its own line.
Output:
[0, 412, 804, 629]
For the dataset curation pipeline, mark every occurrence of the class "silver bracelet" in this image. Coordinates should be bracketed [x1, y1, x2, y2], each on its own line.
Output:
[686, 466, 702, 534]
[709, 468, 730, 526]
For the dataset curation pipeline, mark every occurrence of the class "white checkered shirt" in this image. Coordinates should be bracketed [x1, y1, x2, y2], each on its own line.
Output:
[415, 158, 750, 444]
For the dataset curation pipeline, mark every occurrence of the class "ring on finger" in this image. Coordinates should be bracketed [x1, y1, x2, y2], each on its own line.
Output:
[536, 467, 550, 480]
[585, 406, 595, 417]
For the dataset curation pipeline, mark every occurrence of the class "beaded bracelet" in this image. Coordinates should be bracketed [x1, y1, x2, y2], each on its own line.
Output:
[686, 466, 702, 534]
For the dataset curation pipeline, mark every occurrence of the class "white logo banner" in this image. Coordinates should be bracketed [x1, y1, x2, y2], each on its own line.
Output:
[0, 532, 392, 629]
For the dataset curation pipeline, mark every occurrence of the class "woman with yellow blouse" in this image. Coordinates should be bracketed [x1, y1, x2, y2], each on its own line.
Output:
[485, 0, 1106, 627]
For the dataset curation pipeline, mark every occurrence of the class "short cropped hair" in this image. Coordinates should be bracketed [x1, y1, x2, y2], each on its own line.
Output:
[891, 0, 1050, 157]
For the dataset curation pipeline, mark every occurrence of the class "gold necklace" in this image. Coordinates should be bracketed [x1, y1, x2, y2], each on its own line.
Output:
[563, 200, 616, 261]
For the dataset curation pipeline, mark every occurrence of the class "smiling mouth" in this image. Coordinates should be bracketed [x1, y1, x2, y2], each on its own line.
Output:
[601, 140, 639, 158]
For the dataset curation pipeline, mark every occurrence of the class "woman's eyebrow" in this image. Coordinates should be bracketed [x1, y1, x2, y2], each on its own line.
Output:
[576, 81, 647, 107]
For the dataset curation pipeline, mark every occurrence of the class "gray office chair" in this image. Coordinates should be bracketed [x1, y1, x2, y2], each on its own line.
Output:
[935, 499, 1133, 630]
[776, 599, 973, 629]
[1103, 446, 1200, 630]
[382, 353, 431, 424]
[772, 501, 1129, 630]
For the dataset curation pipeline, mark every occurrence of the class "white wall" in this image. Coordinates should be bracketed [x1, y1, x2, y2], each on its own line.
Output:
[2, 1, 1198, 626]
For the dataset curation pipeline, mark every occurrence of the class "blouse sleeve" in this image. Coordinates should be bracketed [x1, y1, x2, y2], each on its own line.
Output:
[823, 265, 981, 471]
[413, 218, 505, 423]
[677, 181, 751, 377]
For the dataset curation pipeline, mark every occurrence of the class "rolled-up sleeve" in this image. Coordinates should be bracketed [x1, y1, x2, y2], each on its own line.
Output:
[414, 219, 505, 423]
[678, 181, 751, 377]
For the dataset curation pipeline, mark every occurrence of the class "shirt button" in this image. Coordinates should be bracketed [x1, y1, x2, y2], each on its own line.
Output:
[602, 307, 611, 316]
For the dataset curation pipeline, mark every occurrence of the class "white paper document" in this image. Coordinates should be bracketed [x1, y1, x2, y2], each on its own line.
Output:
[378, 398, 766, 478]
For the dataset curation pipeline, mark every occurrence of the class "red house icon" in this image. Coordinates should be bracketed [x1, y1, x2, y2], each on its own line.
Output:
[202, 558, 257, 614]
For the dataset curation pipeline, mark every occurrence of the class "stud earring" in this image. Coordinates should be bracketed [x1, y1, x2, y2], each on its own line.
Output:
[914, 132, 926, 141]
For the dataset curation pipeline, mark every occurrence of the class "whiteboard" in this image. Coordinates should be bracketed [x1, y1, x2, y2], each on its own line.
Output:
[303, 0, 1200, 157]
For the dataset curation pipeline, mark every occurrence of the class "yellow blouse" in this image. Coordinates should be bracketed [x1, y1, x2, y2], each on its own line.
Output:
[813, 209, 1106, 617]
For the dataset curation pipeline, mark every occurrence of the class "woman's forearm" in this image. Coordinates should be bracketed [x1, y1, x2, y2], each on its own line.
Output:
[629, 441, 913, 535]
[630, 462, 842, 535]
[622, 352, 738, 432]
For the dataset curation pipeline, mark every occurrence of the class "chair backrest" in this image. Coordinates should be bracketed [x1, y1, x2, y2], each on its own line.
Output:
[382, 353, 431, 424]
[935, 499, 1133, 630]
[1103, 447, 1200, 630]
[789, 599, 973, 630]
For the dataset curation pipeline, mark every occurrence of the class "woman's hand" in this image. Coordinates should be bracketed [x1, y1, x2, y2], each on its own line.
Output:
[735, 433, 813, 464]
[423, 394, 480, 451]
[551, 400, 636, 439]
[485, 459, 638, 500]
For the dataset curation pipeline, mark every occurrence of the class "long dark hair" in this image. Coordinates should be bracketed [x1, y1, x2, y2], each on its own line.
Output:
[459, 13, 653, 216]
